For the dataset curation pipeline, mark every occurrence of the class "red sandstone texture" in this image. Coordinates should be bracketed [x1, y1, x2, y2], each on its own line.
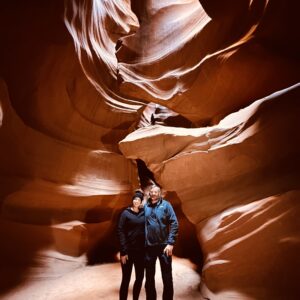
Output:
[0, 0, 300, 299]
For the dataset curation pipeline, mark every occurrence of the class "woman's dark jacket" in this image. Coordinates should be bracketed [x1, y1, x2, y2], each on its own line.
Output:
[117, 207, 145, 256]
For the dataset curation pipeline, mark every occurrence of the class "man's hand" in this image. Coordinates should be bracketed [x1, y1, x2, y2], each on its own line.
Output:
[163, 245, 174, 257]
[121, 255, 128, 264]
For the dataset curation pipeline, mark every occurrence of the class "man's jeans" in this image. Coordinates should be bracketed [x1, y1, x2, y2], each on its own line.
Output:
[145, 245, 173, 300]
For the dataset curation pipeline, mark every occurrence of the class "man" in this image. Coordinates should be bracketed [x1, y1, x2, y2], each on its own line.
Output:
[144, 185, 179, 300]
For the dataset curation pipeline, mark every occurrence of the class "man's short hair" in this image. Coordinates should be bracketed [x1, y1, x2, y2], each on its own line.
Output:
[150, 185, 160, 190]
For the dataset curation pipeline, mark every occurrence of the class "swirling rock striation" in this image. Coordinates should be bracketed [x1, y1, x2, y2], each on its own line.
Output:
[0, 0, 299, 299]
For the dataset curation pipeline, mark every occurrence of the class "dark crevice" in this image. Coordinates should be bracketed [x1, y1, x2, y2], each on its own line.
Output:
[166, 191, 204, 273]
[150, 104, 195, 128]
[136, 159, 157, 190]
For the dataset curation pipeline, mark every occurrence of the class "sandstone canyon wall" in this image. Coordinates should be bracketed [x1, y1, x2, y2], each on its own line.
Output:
[0, 0, 299, 299]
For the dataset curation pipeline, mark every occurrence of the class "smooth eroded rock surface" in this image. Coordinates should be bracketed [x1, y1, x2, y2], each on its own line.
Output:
[1, 0, 299, 299]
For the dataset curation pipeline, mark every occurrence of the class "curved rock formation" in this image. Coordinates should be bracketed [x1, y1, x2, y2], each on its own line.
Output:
[66, 0, 299, 124]
[118, 0, 300, 124]
[0, 1, 138, 293]
[0, 0, 299, 299]
[119, 84, 300, 298]
[198, 190, 300, 299]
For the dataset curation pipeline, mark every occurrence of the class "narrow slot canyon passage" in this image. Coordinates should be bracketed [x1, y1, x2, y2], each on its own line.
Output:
[1, 0, 300, 299]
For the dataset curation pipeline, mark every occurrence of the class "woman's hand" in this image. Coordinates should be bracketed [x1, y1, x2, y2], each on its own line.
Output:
[121, 255, 128, 264]
[163, 245, 174, 256]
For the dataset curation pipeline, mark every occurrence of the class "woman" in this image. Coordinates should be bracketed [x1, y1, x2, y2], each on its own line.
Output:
[117, 190, 145, 300]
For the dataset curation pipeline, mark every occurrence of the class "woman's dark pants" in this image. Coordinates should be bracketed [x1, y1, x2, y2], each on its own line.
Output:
[119, 250, 145, 300]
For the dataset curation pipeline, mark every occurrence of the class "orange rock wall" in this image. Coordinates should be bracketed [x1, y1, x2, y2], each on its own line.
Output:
[0, 0, 299, 299]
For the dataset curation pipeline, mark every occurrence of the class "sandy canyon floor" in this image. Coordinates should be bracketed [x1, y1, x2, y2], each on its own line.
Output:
[1, 257, 202, 300]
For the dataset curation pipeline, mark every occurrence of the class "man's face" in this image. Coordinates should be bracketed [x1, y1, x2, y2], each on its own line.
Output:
[149, 187, 160, 202]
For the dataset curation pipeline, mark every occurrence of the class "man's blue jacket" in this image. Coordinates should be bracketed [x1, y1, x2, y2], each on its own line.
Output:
[144, 198, 179, 247]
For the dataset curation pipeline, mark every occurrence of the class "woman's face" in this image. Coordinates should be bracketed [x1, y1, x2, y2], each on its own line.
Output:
[132, 197, 142, 208]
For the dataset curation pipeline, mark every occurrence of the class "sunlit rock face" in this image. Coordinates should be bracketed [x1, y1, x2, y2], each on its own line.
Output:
[198, 191, 300, 300]
[120, 84, 300, 298]
[117, 0, 300, 124]
[0, 1, 138, 294]
[1, 0, 300, 299]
